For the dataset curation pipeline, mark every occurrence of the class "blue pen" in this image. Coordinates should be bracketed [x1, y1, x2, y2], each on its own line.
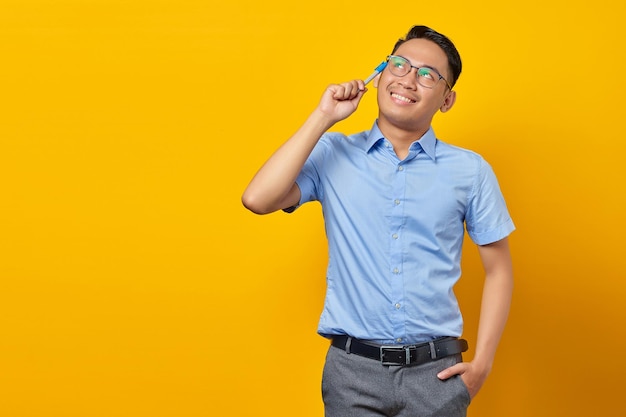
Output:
[363, 61, 387, 85]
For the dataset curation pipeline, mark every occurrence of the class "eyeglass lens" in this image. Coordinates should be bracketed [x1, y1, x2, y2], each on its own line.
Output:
[387, 56, 440, 89]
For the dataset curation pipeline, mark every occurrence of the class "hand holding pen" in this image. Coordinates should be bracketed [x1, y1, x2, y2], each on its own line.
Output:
[317, 60, 388, 123]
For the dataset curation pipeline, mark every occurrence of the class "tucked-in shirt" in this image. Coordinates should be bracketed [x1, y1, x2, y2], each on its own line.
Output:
[288, 121, 515, 344]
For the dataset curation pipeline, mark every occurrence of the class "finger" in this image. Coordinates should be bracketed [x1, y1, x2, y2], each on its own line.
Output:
[336, 84, 353, 100]
[332, 85, 352, 100]
[333, 81, 361, 100]
[348, 80, 365, 98]
[437, 363, 466, 380]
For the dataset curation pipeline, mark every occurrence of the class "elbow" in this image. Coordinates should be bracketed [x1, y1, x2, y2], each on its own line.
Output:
[241, 191, 274, 215]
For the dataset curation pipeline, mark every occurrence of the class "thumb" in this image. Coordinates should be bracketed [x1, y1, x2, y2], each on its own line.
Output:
[437, 363, 464, 380]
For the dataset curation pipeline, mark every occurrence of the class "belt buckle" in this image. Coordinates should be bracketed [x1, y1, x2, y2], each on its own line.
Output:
[380, 345, 412, 366]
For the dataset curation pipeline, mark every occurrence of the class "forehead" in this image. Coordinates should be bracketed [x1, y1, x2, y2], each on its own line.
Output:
[394, 38, 449, 71]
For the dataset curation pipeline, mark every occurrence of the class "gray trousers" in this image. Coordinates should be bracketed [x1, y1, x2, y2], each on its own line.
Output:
[322, 345, 471, 417]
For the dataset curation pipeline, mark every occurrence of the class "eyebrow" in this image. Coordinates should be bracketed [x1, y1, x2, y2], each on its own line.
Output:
[397, 55, 444, 77]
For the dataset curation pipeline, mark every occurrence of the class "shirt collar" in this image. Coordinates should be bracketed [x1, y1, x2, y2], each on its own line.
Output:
[364, 121, 438, 161]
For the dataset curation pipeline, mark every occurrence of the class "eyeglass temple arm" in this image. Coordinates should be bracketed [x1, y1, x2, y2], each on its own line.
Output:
[363, 61, 388, 85]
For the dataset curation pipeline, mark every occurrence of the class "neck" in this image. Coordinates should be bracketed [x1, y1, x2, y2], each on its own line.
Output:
[378, 120, 430, 160]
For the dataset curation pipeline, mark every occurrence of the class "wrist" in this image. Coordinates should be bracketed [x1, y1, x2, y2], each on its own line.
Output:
[469, 356, 493, 378]
[309, 108, 339, 130]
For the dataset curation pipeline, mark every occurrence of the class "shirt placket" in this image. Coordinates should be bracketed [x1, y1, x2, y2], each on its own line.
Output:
[389, 160, 407, 344]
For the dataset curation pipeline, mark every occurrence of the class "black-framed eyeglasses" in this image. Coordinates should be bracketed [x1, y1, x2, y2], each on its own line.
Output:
[386, 55, 453, 90]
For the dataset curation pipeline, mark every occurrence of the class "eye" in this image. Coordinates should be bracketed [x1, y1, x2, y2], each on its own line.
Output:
[391, 57, 407, 69]
[417, 68, 435, 80]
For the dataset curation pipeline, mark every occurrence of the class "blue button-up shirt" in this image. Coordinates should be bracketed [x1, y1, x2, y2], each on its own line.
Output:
[290, 122, 515, 344]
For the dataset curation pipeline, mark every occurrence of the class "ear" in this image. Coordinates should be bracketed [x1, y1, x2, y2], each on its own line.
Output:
[372, 73, 382, 88]
[440, 90, 456, 113]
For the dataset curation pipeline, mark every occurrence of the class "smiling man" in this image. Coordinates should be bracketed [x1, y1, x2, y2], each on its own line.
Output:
[242, 25, 515, 417]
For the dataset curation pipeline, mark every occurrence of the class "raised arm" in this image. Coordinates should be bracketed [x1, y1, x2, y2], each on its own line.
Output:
[242, 80, 367, 214]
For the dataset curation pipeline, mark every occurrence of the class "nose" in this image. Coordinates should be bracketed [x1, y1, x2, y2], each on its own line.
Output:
[397, 68, 419, 89]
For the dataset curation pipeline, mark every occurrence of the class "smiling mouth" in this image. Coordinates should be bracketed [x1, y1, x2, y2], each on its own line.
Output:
[391, 93, 416, 103]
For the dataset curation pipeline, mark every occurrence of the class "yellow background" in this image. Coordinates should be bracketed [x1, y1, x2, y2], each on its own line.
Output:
[1, 1, 625, 416]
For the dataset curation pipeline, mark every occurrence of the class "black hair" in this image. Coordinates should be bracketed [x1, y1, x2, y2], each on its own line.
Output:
[392, 26, 462, 88]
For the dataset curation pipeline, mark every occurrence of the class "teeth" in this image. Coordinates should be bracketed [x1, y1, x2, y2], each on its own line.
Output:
[391, 93, 414, 103]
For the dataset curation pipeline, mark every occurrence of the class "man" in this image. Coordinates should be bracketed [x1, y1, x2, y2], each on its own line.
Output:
[242, 25, 514, 417]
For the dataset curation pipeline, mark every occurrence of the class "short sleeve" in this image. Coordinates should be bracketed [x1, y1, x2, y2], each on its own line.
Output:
[465, 158, 515, 245]
[282, 135, 330, 213]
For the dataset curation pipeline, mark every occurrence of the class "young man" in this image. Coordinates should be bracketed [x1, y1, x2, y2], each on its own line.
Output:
[242, 25, 514, 417]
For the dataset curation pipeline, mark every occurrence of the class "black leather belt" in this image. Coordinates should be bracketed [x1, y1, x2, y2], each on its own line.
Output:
[331, 335, 468, 366]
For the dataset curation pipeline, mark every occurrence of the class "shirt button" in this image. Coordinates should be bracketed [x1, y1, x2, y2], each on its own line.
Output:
[396, 338, 403, 343]
[392, 233, 398, 239]
[395, 303, 401, 309]
[393, 267, 400, 274]
[394, 199, 401, 205]
[398, 166, 404, 171]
